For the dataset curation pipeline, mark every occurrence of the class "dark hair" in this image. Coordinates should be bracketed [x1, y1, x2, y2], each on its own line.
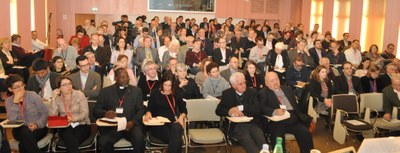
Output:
[159, 72, 177, 94]
[343, 33, 349, 36]
[115, 37, 127, 51]
[56, 76, 74, 88]
[32, 58, 49, 71]
[342, 61, 352, 68]
[244, 60, 258, 75]
[369, 44, 379, 54]
[5, 75, 24, 88]
[313, 39, 321, 46]
[352, 39, 360, 43]
[75, 55, 88, 66]
[295, 30, 303, 36]
[136, 16, 143, 21]
[255, 37, 264, 42]
[121, 15, 128, 18]
[115, 68, 127, 78]
[357, 57, 371, 69]
[50, 56, 66, 73]
[206, 62, 219, 74]
[142, 27, 149, 32]
[311, 65, 328, 83]
[311, 31, 318, 37]
[11, 34, 21, 42]
[76, 27, 86, 35]
[387, 43, 395, 48]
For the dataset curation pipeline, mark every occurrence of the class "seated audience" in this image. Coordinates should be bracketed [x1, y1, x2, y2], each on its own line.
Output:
[287, 40, 314, 68]
[4, 75, 48, 153]
[185, 38, 208, 75]
[309, 65, 333, 115]
[137, 60, 161, 101]
[379, 62, 399, 90]
[110, 37, 134, 68]
[175, 63, 202, 99]
[133, 36, 160, 68]
[93, 68, 145, 153]
[26, 58, 60, 102]
[365, 44, 384, 68]
[319, 57, 339, 81]
[267, 42, 290, 83]
[49, 76, 90, 153]
[212, 37, 232, 66]
[249, 37, 269, 71]
[162, 39, 185, 67]
[383, 73, 400, 121]
[0, 37, 27, 78]
[216, 72, 267, 153]
[82, 34, 110, 69]
[163, 58, 177, 76]
[31, 30, 48, 53]
[84, 51, 104, 78]
[179, 36, 194, 61]
[344, 39, 362, 68]
[195, 58, 212, 87]
[69, 56, 102, 99]
[259, 72, 314, 153]
[54, 38, 79, 70]
[107, 55, 138, 86]
[326, 41, 346, 65]
[244, 60, 265, 90]
[144, 74, 187, 153]
[285, 56, 310, 98]
[381, 43, 396, 62]
[201, 62, 230, 99]
[50, 56, 70, 76]
[11, 34, 39, 67]
[354, 57, 371, 78]
[309, 39, 327, 66]
[220, 57, 240, 81]
[361, 65, 382, 93]
[197, 28, 213, 56]
[68, 27, 90, 52]
[334, 62, 363, 95]
[158, 36, 171, 62]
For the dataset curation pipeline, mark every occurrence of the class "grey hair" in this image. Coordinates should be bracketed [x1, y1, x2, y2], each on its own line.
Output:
[176, 63, 187, 72]
[392, 73, 400, 82]
[275, 42, 287, 50]
[229, 72, 245, 85]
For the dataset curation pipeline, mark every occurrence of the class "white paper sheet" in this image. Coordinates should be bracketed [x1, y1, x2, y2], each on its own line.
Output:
[227, 116, 253, 123]
[265, 111, 291, 122]
[346, 119, 366, 126]
[116, 117, 127, 131]
[70, 122, 80, 128]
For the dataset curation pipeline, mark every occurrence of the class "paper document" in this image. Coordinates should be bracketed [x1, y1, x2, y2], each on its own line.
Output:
[70, 122, 80, 128]
[346, 119, 366, 126]
[227, 116, 253, 123]
[274, 69, 286, 73]
[116, 117, 127, 131]
[0, 74, 8, 79]
[382, 119, 400, 123]
[12, 66, 26, 69]
[265, 111, 291, 122]
[144, 116, 171, 126]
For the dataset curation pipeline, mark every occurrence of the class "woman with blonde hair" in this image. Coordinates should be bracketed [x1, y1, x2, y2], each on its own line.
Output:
[162, 39, 185, 67]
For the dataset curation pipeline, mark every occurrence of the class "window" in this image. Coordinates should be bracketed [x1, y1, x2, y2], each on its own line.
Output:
[310, 0, 324, 33]
[10, 0, 18, 34]
[360, 0, 386, 51]
[148, 0, 215, 12]
[332, 0, 350, 39]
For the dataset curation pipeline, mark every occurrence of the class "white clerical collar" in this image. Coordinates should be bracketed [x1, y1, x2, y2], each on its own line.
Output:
[235, 91, 243, 96]
[146, 75, 159, 81]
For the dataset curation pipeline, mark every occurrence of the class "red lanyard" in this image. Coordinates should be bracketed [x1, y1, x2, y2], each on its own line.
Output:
[321, 81, 328, 97]
[118, 95, 125, 107]
[251, 76, 257, 88]
[165, 94, 176, 117]
[61, 94, 73, 117]
[347, 78, 353, 91]
[146, 80, 157, 93]
[18, 98, 24, 120]
[193, 51, 202, 62]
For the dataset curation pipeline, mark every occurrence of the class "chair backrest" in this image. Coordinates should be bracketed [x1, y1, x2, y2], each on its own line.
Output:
[186, 99, 220, 122]
[87, 100, 97, 123]
[308, 96, 318, 124]
[331, 94, 359, 116]
[359, 93, 383, 113]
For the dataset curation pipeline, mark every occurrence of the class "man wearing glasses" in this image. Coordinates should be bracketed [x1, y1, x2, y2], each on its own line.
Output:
[69, 56, 101, 99]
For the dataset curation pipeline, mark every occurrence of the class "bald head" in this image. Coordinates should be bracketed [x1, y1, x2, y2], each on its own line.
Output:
[392, 74, 400, 91]
[265, 72, 280, 90]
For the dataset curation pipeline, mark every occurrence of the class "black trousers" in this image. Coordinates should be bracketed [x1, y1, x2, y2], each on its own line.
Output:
[98, 124, 145, 153]
[150, 122, 183, 153]
[12, 126, 48, 153]
[268, 111, 314, 153]
[59, 125, 91, 153]
[233, 123, 266, 153]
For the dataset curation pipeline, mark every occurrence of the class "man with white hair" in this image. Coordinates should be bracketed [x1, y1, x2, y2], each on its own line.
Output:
[53, 38, 79, 70]
[259, 72, 314, 153]
[266, 42, 290, 83]
[216, 72, 266, 153]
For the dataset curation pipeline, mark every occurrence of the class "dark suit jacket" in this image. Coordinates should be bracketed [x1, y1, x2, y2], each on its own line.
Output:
[287, 49, 314, 68]
[258, 86, 311, 125]
[212, 48, 232, 66]
[338, 40, 351, 51]
[133, 47, 161, 67]
[216, 88, 262, 124]
[0, 50, 18, 72]
[26, 72, 60, 94]
[69, 71, 102, 98]
[379, 73, 392, 91]
[11, 45, 38, 67]
[326, 50, 347, 64]
[382, 85, 400, 114]
[285, 65, 310, 87]
[82, 45, 111, 69]
[245, 72, 265, 90]
[309, 79, 333, 102]
[137, 73, 161, 101]
[360, 76, 382, 93]
[94, 84, 145, 125]
[266, 50, 290, 70]
[200, 39, 213, 56]
[309, 47, 327, 66]
[230, 37, 247, 53]
[334, 74, 363, 94]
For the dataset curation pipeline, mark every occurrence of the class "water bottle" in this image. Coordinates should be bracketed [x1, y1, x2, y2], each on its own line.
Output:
[273, 137, 284, 153]
[259, 144, 270, 153]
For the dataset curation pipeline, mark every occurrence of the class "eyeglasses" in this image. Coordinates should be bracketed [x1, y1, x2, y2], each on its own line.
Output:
[60, 82, 72, 87]
[11, 84, 24, 90]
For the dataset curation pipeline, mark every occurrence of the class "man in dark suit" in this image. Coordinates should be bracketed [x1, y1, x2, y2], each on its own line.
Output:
[26, 58, 60, 101]
[216, 72, 266, 153]
[212, 37, 232, 66]
[82, 34, 109, 71]
[230, 30, 247, 56]
[309, 39, 327, 66]
[187, 24, 198, 37]
[198, 28, 213, 56]
[259, 72, 313, 153]
[383, 74, 400, 121]
[285, 57, 310, 98]
[84, 52, 105, 79]
[199, 17, 209, 37]
[338, 33, 351, 51]
[334, 62, 363, 94]
[69, 56, 102, 99]
[94, 68, 145, 153]
[11, 34, 39, 67]
[287, 40, 314, 68]
[380, 62, 399, 91]
[243, 29, 257, 58]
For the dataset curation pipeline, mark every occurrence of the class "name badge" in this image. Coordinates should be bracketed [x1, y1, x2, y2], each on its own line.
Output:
[238, 105, 244, 111]
[279, 105, 287, 110]
[147, 94, 150, 98]
[116, 107, 124, 114]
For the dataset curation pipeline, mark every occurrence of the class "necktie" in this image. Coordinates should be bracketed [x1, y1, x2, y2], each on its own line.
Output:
[145, 48, 153, 60]
[347, 78, 353, 92]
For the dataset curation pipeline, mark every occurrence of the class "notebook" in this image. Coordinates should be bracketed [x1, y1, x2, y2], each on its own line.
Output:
[47, 116, 69, 127]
